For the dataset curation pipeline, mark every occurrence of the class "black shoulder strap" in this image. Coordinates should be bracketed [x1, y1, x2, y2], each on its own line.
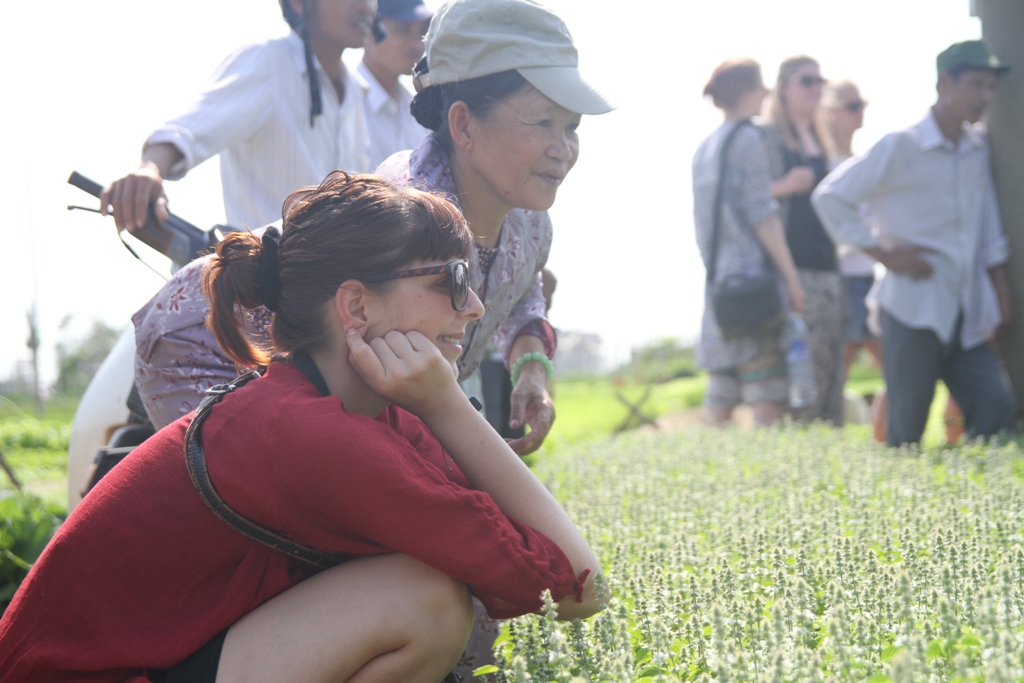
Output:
[289, 350, 331, 397]
[706, 119, 761, 284]
[184, 370, 346, 571]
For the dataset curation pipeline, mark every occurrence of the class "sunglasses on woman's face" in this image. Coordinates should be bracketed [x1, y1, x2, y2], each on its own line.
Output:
[797, 75, 826, 88]
[363, 260, 470, 311]
[843, 100, 867, 113]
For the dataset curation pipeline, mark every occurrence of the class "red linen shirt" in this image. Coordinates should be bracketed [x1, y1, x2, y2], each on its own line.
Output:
[0, 362, 578, 682]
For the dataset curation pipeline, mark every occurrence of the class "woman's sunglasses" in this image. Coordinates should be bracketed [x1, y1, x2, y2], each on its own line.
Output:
[797, 75, 826, 88]
[363, 260, 470, 311]
[842, 100, 867, 113]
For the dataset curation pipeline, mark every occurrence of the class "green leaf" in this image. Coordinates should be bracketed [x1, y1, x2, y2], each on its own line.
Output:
[472, 665, 500, 676]
[958, 634, 983, 647]
[866, 675, 892, 683]
[927, 638, 946, 659]
[1, 549, 31, 572]
[881, 645, 905, 663]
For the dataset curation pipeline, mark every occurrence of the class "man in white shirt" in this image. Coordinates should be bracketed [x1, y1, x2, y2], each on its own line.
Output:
[813, 40, 1015, 446]
[357, 0, 432, 167]
[101, 0, 376, 238]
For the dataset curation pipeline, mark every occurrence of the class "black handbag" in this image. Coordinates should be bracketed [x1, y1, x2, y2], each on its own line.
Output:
[706, 120, 784, 340]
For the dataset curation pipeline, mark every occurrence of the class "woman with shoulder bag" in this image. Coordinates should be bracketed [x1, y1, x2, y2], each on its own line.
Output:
[693, 58, 805, 427]
[0, 172, 603, 683]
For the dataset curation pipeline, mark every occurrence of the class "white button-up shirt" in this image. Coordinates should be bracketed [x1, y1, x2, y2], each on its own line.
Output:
[812, 111, 1008, 348]
[145, 32, 372, 230]
[356, 61, 430, 168]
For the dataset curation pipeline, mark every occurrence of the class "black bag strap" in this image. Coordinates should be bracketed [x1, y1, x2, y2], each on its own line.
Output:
[184, 370, 346, 571]
[706, 119, 772, 283]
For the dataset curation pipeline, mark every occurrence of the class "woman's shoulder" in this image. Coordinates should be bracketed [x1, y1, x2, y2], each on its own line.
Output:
[730, 121, 769, 150]
[375, 149, 416, 185]
[132, 255, 215, 360]
[209, 35, 289, 81]
[377, 135, 454, 193]
[242, 364, 443, 460]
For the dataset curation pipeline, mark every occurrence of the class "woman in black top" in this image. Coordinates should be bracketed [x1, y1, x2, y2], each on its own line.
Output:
[761, 55, 846, 426]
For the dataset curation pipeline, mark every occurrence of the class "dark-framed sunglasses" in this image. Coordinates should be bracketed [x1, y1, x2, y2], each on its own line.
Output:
[843, 100, 867, 113]
[798, 75, 826, 88]
[362, 259, 470, 311]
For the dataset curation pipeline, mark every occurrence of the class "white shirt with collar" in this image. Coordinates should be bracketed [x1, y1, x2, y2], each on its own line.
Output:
[356, 61, 430, 168]
[812, 110, 1008, 348]
[145, 32, 372, 230]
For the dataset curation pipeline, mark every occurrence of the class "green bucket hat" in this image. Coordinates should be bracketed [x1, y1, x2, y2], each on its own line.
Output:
[937, 40, 1010, 74]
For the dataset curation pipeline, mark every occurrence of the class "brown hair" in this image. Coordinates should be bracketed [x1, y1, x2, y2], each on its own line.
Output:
[703, 58, 763, 110]
[767, 55, 833, 158]
[203, 171, 472, 368]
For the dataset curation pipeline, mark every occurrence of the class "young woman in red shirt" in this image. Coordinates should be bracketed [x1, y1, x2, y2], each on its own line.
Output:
[0, 171, 603, 683]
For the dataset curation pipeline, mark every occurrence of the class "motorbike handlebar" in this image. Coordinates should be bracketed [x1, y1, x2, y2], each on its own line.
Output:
[68, 171, 220, 268]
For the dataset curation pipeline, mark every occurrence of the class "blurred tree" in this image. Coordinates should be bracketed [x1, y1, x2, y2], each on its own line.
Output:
[626, 338, 699, 383]
[52, 318, 121, 397]
[26, 304, 43, 415]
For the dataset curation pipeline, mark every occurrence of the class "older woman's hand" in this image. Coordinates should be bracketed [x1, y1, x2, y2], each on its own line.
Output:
[506, 363, 556, 456]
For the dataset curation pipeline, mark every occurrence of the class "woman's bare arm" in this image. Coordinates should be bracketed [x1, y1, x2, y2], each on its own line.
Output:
[753, 214, 805, 312]
[348, 329, 604, 619]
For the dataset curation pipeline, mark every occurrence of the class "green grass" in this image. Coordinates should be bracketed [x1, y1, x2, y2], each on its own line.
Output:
[0, 394, 80, 424]
[844, 357, 885, 399]
[491, 427, 1024, 681]
[548, 376, 707, 445]
[548, 363, 960, 450]
[0, 406, 76, 511]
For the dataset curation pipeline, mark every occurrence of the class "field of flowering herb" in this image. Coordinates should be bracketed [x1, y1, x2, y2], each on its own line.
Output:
[484, 427, 1024, 682]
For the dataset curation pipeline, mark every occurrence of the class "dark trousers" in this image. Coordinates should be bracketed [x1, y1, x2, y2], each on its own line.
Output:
[881, 309, 1016, 447]
[479, 358, 525, 440]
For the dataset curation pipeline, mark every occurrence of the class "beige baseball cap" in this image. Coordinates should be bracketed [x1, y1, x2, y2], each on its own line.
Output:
[412, 0, 613, 115]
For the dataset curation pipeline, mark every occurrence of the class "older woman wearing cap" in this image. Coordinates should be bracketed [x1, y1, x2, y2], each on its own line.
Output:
[378, 0, 613, 459]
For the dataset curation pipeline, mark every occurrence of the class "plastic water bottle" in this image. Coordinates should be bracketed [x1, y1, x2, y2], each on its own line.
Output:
[786, 314, 818, 409]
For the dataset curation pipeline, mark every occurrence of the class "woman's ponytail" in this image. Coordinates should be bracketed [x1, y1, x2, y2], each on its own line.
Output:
[202, 232, 273, 369]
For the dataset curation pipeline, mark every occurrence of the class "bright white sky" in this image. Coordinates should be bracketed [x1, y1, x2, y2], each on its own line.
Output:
[0, 0, 981, 386]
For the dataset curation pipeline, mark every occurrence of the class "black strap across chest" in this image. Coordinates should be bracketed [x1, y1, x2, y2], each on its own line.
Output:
[183, 360, 345, 571]
[706, 119, 773, 283]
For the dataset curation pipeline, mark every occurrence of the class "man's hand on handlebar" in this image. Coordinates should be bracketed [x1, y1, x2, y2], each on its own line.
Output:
[99, 143, 184, 238]
[100, 161, 169, 235]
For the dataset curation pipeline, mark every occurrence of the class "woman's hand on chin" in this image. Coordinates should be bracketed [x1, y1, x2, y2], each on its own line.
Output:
[347, 328, 462, 416]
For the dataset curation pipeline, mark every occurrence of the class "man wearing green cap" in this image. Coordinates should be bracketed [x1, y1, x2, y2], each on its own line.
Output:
[812, 40, 1016, 447]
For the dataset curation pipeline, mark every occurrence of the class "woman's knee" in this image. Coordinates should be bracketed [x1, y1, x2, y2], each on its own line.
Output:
[400, 557, 474, 648]
[216, 554, 473, 683]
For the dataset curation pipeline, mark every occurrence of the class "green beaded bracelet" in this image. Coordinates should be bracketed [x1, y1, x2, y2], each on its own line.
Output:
[510, 351, 554, 386]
